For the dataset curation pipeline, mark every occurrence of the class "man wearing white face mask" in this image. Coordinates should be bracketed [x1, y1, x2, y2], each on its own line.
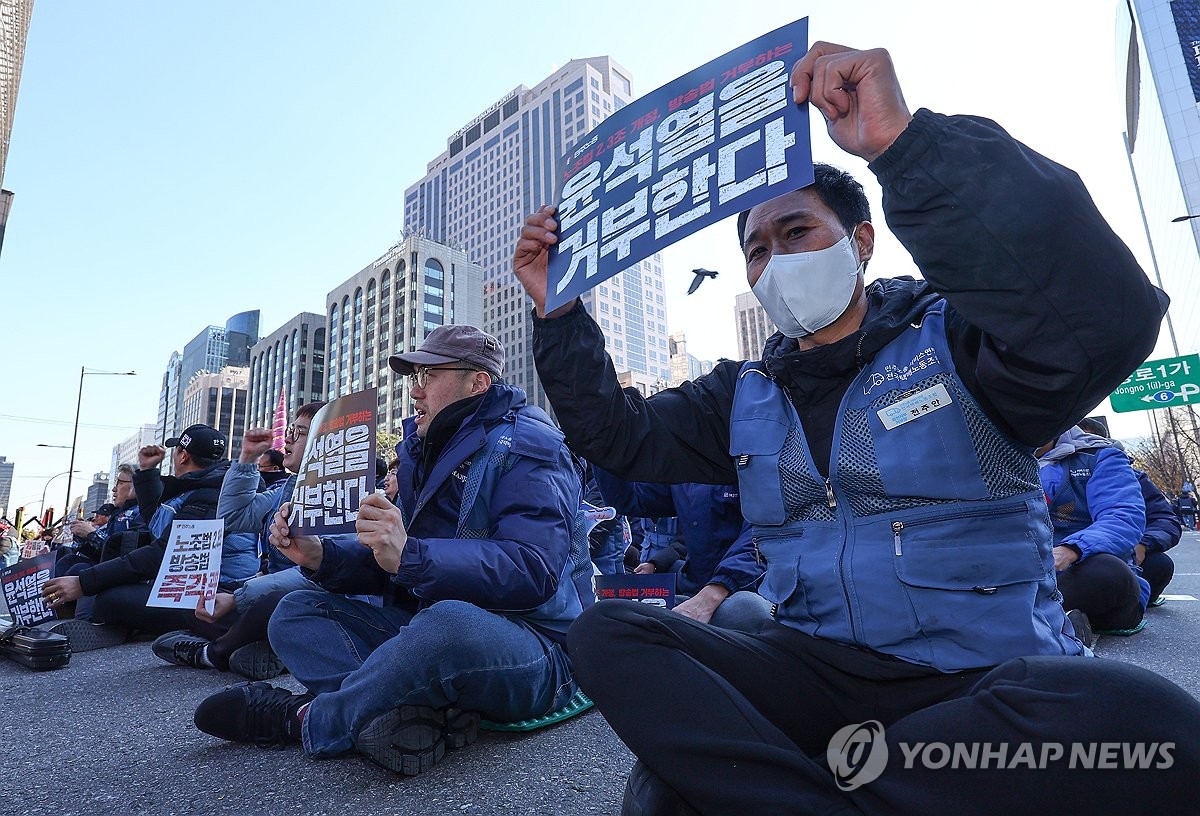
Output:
[513, 41, 1200, 816]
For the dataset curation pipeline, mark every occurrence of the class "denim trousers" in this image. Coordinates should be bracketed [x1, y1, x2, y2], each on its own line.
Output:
[268, 590, 577, 757]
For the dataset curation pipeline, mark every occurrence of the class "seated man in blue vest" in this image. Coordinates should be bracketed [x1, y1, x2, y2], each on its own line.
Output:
[1037, 425, 1147, 643]
[193, 326, 593, 776]
[513, 41, 1200, 815]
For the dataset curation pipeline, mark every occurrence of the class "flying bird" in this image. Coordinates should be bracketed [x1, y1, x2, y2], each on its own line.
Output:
[687, 268, 719, 295]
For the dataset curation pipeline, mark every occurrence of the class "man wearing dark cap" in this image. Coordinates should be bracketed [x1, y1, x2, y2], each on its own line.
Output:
[195, 325, 593, 778]
[42, 423, 258, 648]
[512, 39, 1200, 816]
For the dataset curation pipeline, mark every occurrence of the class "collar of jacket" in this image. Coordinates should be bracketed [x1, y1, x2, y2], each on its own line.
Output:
[159, 458, 232, 499]
[763, 276, 939, 387]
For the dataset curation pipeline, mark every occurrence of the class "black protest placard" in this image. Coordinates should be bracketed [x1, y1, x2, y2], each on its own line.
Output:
[289, 388, 378, 536]
[1, 552, 57, 626]
[545, 17, 811, 312]
[595, 572, 677, 609]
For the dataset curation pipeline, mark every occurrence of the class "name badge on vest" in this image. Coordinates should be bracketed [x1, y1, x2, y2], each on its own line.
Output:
[877, 383, 953, 430]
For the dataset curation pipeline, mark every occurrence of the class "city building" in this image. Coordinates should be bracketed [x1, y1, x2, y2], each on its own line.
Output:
[0, 0, 33, 182]
[109, 422, 158, 485]
[84, 472, 108, 516]
[325, 235, 484, 432]
[1117, 0, 1200, 481]
[179, 366, 249, 461]
[617, 370, 670, 399]
[158, 312, 260, 470]
[403, 57, 670, 411]
[0, 455, 12, 518]
[246, 311, 326, 431]
[735, 291, 776, 361]
[667, 332, 715, 387]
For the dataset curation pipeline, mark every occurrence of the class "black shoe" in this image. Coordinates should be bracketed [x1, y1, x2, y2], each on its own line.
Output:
[228, 640, 286, 680]
[1067, 608, 1098, 649]
[621, 760, 701, 816]
[152, 631, 212, 668]
[194, 681, 311, 745]
[39, 619, 127, 652]
[355, 705, 479, 775]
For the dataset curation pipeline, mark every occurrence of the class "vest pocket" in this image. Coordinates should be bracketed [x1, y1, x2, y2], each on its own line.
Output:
[730, 417, 789, 525]
[890, 507, 1048, 667]
[754, 532, 813, 622]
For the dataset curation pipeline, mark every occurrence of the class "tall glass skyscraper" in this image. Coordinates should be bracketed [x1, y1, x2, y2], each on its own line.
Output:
[1119, 0, 1200, 358]
[403, 58, 671, 411]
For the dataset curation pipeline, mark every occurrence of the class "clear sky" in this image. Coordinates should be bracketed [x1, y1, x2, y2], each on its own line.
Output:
[0, 0, 1177, 514]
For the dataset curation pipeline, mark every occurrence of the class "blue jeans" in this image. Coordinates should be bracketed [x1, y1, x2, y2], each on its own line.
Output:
[268, 591, 577, 757]
[232, 566, 319, 612]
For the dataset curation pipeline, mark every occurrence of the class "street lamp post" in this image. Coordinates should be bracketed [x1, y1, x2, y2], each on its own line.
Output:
[65, 367, 135, 516]
[41, 470, 80, 523]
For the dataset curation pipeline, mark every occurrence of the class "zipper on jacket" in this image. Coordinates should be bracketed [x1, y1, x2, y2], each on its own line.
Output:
[892, 521, 903, 556]
[824, 478, 837, 509]
[752, 536, 762, 566]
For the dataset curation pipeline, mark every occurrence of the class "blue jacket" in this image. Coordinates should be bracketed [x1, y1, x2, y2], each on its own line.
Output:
[310, 384, 592, 643]
[1038, 430, 1146, 562]
[74, 498, 143, 562]
[1136, 470, 1182, 554]
[592, 471, 761, 596]
[217, 462, 296, 574]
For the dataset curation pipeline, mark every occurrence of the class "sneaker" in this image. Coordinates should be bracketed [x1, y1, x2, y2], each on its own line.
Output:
[228, 640, 286, 680]
[1067, 609, 1098, 649]
[1149, 595, 1167, 608]
[193, 681, 311, 745]
[621, 760, 701, 816]
[152, 631, 212, 669]
[355, 705, 480, 775]
[39, 619, 127, 652]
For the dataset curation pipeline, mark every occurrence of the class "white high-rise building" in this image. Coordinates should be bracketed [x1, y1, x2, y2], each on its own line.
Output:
[735, 291, 776, 361]
[179, 367, 250, 461]
[325, 235, 484, 433]
[110, 423, 158, 485]
[1118, 0, 1200, 357]
[403, 57, 671, 411]
[247, 311, 327, 430]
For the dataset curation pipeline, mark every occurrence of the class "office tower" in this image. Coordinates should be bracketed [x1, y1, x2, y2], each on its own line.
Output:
[246, 312, 327, 430]
[735, 290, 776, 361]
[325, 234, 484, 432]
[403, 58, 670, 411]
[179, 366, 250, 461]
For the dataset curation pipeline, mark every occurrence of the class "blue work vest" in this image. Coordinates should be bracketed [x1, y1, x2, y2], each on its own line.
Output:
[730, 300, 1083, 671]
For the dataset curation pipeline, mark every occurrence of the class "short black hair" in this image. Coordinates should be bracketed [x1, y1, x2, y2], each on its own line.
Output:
[736, 163, 870, 246]
[260, 449, 285, 469]
[1076, 417, 1110, 438]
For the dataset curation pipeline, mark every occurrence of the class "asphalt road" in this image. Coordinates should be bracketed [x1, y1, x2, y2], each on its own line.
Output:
[2, 532, 1197, 815]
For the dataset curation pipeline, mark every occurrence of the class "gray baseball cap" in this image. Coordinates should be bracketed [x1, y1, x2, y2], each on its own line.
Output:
[388, 325, 504, 379]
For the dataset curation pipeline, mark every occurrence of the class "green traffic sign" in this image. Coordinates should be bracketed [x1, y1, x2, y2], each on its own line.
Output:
[1109, 353, 1200, 413]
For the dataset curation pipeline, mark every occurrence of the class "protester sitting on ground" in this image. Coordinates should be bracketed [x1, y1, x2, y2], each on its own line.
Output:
[594, 471, 767, 630]
[383, 458, 400, 503]
[576, 457, 630, 576]
[40, 424, 258, 648]
[1038, 425, 1149, 641]
[1075, 418, 1181, 606]
[0, 524, 18, 567]
[1179, 491, 1198, 530]
[57, 467, 143, 575]
[88, 503, 116, 529]
[256, 448, 288, 487]
[193, 326, 593, 776]
[514, 41, 1200, 813]
[151, 403, 326, 678]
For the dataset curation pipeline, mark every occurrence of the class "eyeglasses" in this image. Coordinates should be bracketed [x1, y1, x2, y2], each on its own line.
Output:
[409, 366, 478, 390]
[115, 479, 133, 485]
[285, 424, 309, 441]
